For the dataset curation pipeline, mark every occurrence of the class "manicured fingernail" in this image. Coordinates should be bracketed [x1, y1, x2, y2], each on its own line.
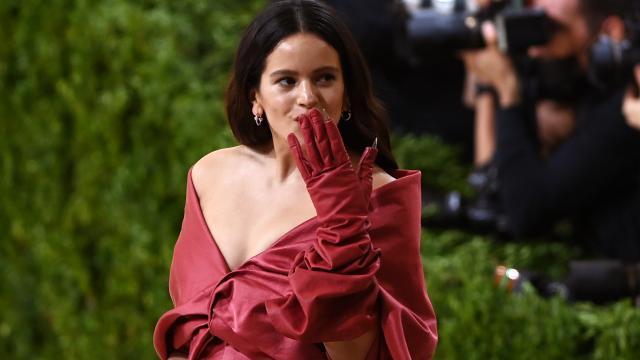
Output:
[319, 107, 331, 120]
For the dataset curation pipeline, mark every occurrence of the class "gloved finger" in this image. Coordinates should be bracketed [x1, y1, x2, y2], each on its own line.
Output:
[357, 146, 378, 199]
[325, 118, 350, 165]
[287, 133, 311, 179]
[357, 146, 378, 180]
[299, 114, 323, 172]
[308, 109, 333, 166]
[357, 138, 378, 176]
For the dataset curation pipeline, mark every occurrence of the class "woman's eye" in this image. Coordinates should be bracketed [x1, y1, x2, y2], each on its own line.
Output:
[277, 77, 295, 87]
[317, 74, 336, 84]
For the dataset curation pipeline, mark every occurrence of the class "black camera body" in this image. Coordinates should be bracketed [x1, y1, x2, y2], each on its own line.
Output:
[399, 0, 557, 63]
[422, 161, 510, 235]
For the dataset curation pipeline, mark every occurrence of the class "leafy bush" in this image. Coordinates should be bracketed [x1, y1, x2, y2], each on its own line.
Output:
[393, 134, 471, 195]
[1, 0, 262, 358]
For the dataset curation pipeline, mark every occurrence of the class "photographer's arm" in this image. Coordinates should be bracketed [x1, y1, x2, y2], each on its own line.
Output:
[461, 23, 521, 108]
[463, 25, 640, 236]
[493, 92, 640, 235]
[474, 92, 498, 167]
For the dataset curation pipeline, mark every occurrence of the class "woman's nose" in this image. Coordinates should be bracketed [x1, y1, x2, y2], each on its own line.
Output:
[297, 81, 318, 108]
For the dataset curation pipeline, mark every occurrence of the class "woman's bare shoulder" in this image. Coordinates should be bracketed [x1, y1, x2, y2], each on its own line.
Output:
[372, 165, 396, 190]
[349, 150, 396, 190]
[191, 145, 262, 196]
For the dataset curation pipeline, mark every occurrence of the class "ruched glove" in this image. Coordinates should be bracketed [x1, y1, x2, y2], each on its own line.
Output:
[265, 108, 381, 342]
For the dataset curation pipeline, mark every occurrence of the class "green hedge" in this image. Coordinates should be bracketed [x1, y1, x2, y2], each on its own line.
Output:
[1, 1, 639, 359]
[1, 0, 261, 357]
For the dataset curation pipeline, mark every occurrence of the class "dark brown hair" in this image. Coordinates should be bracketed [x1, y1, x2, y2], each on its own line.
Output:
[225, 0, 398, 172]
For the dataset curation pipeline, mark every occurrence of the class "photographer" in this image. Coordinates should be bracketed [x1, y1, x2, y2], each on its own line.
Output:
[463, 0, 640, 261]
[322, 0, 475, 150]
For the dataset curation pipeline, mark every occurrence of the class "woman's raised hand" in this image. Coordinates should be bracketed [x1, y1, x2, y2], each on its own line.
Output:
[287, 108, 378, 203]
[267, 110, 382, 340]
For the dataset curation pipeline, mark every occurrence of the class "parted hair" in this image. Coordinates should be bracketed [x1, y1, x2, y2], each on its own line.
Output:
[225, 0, 399, 173]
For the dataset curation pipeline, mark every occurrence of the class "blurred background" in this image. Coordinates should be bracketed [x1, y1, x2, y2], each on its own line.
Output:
[1, 0, 640, 359]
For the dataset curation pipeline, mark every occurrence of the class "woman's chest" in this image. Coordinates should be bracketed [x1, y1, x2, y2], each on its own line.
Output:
[201, 186, 317, 271]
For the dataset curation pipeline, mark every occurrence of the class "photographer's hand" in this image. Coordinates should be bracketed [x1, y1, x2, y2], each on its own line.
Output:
[623, 65, 640, 131]
[461, 22, 520, 108]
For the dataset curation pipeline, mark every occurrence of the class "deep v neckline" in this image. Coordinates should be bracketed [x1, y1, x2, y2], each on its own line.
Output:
[187, 167, 410, 273]
[188, 168, 318, 273]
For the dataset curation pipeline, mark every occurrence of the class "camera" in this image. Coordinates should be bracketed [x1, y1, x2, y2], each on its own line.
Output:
[422, 161, 510, 235]
[396, 0, 559, 64]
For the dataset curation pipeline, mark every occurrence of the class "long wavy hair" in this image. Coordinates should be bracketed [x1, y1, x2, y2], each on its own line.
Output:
[225, 0, 399, 173]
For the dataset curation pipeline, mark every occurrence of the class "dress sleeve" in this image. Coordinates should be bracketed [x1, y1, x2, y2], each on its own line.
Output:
[264, 205, 382, 343]
[265, 171, 438, 359]
[153, 168, 228, 359]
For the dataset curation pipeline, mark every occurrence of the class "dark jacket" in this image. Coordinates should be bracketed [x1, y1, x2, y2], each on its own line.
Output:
[495, 87, 640, 261]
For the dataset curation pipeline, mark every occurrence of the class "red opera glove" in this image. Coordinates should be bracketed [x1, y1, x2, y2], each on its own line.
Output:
[265, 108, 381, 342]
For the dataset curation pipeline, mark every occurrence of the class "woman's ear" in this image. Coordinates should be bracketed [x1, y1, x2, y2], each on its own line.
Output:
[343, 96, 351, 111]
[601, 16, 626, 42]
[250, 89, 263, 116]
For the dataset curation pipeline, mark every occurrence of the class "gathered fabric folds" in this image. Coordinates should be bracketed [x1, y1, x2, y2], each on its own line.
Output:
[153, 168, 438, 359]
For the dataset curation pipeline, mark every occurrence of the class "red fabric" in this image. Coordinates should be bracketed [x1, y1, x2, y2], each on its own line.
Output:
[153, 167, 438, 359]
[268, 111, 382, 344]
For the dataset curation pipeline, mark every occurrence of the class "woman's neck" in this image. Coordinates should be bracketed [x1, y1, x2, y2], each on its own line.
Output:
[269, 136, 301, 184]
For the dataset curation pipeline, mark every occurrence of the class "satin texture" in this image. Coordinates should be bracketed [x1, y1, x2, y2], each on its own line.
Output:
[153, 168, 437, 359]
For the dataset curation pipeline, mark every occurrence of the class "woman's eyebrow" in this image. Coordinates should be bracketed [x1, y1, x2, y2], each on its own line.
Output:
[270, 69, 297, 78]
[312, 66, 340, 74]
[269, 66, 340, 78]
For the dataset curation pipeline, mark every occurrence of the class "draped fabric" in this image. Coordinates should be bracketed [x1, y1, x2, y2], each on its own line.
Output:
[153, 168, 437, 359]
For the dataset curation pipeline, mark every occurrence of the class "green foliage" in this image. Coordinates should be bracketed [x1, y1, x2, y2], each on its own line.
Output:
[1, 0, 263, 358]
[393, 133, 471, 195]
[422, 229, 640, 360]
[2, 1, 639, 359]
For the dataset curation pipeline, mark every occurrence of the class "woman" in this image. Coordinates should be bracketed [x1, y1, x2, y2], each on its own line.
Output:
[153, 1, 438, 359]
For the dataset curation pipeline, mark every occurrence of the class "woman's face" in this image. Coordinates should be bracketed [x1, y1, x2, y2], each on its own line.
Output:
[253, 32, 346, 145]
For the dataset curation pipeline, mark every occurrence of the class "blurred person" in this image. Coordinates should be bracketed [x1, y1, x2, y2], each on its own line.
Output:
[463, 0, 640, 261]
[153, 1, 437, 359]
[623, 64, 640, 130]
[323, 0, 475, 155]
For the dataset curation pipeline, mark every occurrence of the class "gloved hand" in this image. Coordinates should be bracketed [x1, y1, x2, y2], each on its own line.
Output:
[287, 108, 379, 270]
[265, 108, 381, 342]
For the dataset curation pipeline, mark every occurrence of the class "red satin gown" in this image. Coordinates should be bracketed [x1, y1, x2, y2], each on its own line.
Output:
[153, 168, 438, 359]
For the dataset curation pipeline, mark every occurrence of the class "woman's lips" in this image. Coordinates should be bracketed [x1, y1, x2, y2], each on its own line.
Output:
[293, 108, 328, 122]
